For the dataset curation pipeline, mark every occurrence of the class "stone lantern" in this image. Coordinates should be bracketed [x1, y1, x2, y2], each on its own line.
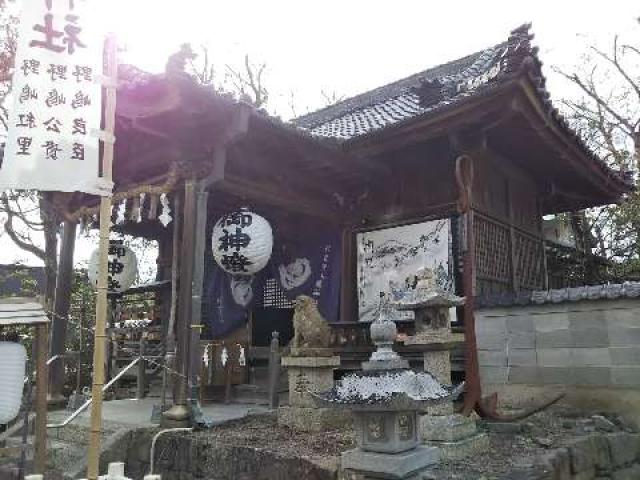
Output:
[314, 296, 463, 479]
[394, 267, 488, 460]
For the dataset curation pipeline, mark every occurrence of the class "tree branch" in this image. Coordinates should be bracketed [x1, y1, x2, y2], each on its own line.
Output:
[590, 37, 640, 106]
[556, 67, 636, 134]
[1, 194, 46, 260]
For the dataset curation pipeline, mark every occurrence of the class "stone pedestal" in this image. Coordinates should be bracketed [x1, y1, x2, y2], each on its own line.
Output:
[278, 353, 348, 431]
[341, 445, 439, 480]
[405, 331, 488, 459]
[405, 331, 461, 416]
[420, 414, 489, 461]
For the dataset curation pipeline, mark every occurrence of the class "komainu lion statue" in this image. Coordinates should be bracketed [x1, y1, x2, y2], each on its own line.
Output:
[291, 295, 331, 353]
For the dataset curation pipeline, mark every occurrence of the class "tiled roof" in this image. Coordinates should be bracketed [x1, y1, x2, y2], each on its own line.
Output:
[477, 282, 640, 309]
[292, 24, 632, 193]
[294, 43, 509, 140]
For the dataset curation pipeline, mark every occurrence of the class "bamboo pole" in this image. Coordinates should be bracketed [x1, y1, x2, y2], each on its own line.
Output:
[86, 34, 118, 480]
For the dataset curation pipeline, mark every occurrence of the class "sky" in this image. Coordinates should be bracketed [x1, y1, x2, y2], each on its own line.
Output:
[0, 0, 638, 273]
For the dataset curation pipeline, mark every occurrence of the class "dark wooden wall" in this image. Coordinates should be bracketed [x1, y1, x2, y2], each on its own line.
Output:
[471, 150, 546, 296]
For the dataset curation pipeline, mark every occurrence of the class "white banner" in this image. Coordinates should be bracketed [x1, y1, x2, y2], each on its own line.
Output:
[1, 0, 105, 195]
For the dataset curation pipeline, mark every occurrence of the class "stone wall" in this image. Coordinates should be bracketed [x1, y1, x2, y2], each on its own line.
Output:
[503, 431, 640, 479]
[99, 428, 337, 480]
[476, 298, 640, 417]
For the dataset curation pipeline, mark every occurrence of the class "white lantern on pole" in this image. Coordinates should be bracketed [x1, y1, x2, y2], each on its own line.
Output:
[88, 240, 138, 293]
[212, 208, 273, 276]
[0, 341, 27, 424]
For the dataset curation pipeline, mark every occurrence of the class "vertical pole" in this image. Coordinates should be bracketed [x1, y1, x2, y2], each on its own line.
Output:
[137, 334, 146, 399]
[267, 331, 281, 409]
[34, 323, 49, 474]
[189, 186, 209, 407]
[339, 228, 355, 322]
[223, 345, 232, 405]
[162, 181, 196, 425]
[49, 220, 77, 402]
[86, 34, 118, 480]
[506, 181, 519, 293]
[163, 194, 181, 409]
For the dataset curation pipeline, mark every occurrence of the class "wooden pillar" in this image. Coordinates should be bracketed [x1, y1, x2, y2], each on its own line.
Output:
[34, 322, 48, 474]
[49, 220, 77, 402]
[162, 181, 197, 425]
[506, 181, 519, 293]
[189, 186, 209, 402]
[339, 227, 356, 322]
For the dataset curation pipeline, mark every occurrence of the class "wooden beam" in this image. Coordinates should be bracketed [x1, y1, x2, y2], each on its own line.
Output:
[512, 82, 626, 197]
[450, 128, 488, 156]
[218, 174, 344, 224]
[353, 202, 458, 233]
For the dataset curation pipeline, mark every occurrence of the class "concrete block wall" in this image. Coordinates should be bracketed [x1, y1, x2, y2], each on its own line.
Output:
[476, 299, 640, 390]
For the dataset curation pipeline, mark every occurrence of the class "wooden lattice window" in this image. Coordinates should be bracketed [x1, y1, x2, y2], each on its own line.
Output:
[262, 278, 294, 309]
[474, 214, 511, 285]
[514, 231, 545, 290]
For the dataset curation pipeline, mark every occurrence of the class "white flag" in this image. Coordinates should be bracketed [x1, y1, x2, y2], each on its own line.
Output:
[1, 0, 106, 195]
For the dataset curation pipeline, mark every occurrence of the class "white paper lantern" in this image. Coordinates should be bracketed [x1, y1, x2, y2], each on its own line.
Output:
[88, 240, 138, 294]
[212, 208, 273, 276]
[0, 341, 27, 424]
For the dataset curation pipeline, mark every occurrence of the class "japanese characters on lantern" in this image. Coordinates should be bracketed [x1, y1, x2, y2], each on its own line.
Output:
[0, 0, 104, 194]
[212, 208, 273, 276]
[88, 240, 138, 294]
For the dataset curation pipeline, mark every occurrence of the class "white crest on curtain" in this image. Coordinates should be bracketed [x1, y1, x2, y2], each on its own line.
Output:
[230, 276, 253, 307]
[278, 258, 312, 291]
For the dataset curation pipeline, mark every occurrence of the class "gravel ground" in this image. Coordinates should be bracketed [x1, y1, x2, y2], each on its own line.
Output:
[189, 405, 639, 480]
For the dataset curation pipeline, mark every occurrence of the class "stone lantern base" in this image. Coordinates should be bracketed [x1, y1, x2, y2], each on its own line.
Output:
[421, 414, 489, 461]
[277, 354, 349, 432]
[278, 405, 350, 432]
[341, 445, 439, 480]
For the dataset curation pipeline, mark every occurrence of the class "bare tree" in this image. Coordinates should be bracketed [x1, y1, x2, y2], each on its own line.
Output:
[187, 47, 269, 108]
[320, 89, 345, 107]
[225, 54, 268, 108]
[556, 22, 640, 279]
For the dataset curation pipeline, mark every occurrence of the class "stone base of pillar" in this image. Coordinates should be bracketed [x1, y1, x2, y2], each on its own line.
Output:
[47, 392, 67, 407]
[279, 355, 342, 432]
[281, 355, 341, 407]
[160, 403, 192, 428]
[420, 414, 488, 460]
[340, 445, 439, 479]
[277, 405, 351, 432]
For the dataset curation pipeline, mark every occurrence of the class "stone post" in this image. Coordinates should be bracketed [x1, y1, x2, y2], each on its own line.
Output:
[277, 349, 347, 432]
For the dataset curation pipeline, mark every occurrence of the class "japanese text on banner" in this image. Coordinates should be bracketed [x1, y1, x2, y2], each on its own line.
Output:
[1, 0, 105, 195]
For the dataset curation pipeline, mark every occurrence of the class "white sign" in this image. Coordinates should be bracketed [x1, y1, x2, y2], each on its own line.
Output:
[356, 219, 451, 323]
[1, 0, 105, 194]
